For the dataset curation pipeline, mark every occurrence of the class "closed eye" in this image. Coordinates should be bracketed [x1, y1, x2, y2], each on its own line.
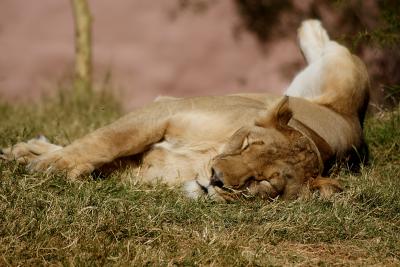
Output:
[241, 139, 264, 152]
[250, 140, 264, 146]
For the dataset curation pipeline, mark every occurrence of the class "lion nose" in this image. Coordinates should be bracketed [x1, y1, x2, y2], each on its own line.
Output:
[210, 167, 224, 187]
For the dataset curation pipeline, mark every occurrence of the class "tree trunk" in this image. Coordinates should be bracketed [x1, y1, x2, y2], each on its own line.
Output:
[71, 0, 92, 92]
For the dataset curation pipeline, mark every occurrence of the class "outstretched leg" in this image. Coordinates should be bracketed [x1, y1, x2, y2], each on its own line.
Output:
[2, 100, 187, 179]
[284, 19, 361, 107]
[33, 106, 171, 178]
[285, 19, 331, 99]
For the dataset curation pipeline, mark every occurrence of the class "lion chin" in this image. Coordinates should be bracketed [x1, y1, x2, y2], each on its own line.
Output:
[1, 19, 369, 202]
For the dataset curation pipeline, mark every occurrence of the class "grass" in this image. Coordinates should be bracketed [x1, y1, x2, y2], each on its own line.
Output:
[0, 92, 399, 266]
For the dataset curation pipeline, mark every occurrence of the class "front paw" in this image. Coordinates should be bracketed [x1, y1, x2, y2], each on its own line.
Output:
[28, 151, 95, 179]
[0, 136, 62, 163]
[1, 142, 35, 163]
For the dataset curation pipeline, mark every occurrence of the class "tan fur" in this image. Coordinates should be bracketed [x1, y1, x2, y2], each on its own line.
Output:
[1, 20, 369, 201]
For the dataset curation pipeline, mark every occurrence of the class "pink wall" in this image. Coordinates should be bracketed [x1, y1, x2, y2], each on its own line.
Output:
[0, 1, 303, 109]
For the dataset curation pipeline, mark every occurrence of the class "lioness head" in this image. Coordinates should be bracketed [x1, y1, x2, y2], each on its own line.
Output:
[209, 96, 321, 201]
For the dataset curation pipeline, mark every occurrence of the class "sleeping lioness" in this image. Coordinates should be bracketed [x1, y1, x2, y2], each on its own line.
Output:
[1, 20, 369, 201]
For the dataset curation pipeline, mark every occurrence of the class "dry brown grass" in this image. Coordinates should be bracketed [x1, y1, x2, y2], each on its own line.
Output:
[0, 92, 399, 266]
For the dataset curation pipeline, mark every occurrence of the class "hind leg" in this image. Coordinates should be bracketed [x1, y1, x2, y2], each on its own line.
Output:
[297, 19, 330, 64]
[1, 136, 62, 164]
[285, 19, 352, 101]
[285, 20, 330, 98]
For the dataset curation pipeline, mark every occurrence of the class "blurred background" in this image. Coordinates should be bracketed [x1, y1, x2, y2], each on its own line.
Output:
[0, 0, 399, 110]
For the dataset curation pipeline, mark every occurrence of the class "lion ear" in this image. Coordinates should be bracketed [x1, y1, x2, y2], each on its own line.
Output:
[256, 96, 293, 129]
